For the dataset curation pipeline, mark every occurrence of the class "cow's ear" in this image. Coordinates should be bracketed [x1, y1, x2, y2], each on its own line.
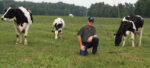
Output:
[3, 7, 12, 12]
[3, 8, 7, 13]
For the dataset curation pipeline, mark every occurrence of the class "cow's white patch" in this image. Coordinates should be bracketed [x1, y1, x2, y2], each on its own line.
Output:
[137, 28, 142, 32]
[18, 23, 28, 32]
[2, 17, 16, 22]
[122, 17, 129, 21]
[126, 31, 131, 35]
[136, 15, 144, 20]
[19, 6, 32, 25]
[123, 17, 136, 31]
[130, 21, 136, 30]
[55, 31, 58, 39]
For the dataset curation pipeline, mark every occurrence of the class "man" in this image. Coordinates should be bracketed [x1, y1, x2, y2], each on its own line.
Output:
[77, 17, 99, 56]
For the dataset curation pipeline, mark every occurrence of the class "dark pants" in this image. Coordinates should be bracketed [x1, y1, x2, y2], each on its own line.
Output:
[80, 38, 99, 56]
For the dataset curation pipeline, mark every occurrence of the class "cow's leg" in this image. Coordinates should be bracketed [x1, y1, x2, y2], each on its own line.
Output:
[122, 36, 126, 47]
[131, 32, 135, 47]
[13, 23, 20, 44]
[135, 33, 138, 46]
[55, 31, 58, 39]
[19, 32, 22, 43]
[58, 30, 62, 38]
[16, 34, 19, 44]
[18, 24, 27, 44]
[139, 28, 143, 46]
[24, 25, 30, 45]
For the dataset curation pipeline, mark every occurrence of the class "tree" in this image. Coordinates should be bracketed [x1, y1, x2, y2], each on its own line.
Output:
[0, 1, 4, 14]
[135, 0, 150, 17]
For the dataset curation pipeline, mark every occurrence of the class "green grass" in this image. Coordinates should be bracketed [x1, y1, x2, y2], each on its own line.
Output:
[0, 15, 150, 68]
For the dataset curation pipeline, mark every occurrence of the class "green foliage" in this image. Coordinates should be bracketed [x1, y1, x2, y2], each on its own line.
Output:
[0, 1, 4, 14]
[1, 0, 87, 16]
[88, 2, 135, 17]
[88, 3, 118, 17]
[1, 0, 150, 17]
[0, 15, 150, 67]
[135, 0, 150, 17]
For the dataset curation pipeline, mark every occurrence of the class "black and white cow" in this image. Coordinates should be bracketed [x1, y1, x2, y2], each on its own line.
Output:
[69, 13, 74, 17]
[1, 6, 33, 45]
[52, 18, 65, 39]
[115, 15, 144, 47]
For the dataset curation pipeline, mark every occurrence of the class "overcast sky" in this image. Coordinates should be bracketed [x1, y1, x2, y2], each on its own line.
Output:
[15, 0, 138, 8]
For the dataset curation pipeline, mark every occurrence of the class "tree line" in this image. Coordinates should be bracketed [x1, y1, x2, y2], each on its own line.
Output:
[0, 0, 150, 17]
[0, 0, 87, 16]
[88, 3, 134, 17]
[88, 0, 150, 17]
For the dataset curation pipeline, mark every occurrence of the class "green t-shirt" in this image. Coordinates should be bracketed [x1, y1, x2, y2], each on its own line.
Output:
[77, 25, 97, 42]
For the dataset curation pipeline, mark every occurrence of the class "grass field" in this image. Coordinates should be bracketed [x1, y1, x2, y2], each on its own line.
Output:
[0, 15, 150, 68]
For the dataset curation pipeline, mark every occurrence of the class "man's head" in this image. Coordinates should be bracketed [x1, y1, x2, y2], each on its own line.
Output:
[88, 17, 94, 27]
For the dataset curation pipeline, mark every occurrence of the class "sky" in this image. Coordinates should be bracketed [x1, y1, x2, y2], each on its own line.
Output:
[15, 0, 138, 8]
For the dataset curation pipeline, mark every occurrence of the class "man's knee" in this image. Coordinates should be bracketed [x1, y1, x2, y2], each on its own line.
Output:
[80, 50, 87, 56]
[92, 38, 99, 47]
[93, 38, 99, 43]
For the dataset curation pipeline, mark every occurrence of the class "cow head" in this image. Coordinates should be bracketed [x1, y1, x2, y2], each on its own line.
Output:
[52, 24, 63, 39]
[1, 7, 16, 21]
[114, 33, 123, 46]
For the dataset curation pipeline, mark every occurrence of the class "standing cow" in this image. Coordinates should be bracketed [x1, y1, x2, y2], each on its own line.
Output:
[114, 15, 144, 47]
[52, 18, 65, 39]
[1, 6, 33, 45]
[69, 14, 74, 17]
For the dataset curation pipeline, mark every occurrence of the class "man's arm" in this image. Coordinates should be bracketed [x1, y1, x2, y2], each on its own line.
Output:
[77, 35, 85, 51]
[93, 34, 98, 38]
[93, 27, 98, 38]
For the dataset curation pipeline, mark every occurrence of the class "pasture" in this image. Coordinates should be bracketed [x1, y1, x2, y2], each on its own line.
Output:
[0, 15, 150, 68]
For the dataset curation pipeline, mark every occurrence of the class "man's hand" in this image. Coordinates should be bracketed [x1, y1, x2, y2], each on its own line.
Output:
[87, 36, 93, 43]
[93, 35, 98, 38]
[80, 45, 85, 51]
[77, 36, 85, 51]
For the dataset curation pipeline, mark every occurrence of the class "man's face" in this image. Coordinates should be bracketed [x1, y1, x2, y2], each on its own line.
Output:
[88, 21, 94, 27]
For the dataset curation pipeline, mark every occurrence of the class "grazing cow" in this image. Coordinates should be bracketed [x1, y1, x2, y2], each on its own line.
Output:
[52, 18, 65, 39]
[69, 13, 74, 17]
[115, 15, 144, 47]
[1, 6, 33, 45]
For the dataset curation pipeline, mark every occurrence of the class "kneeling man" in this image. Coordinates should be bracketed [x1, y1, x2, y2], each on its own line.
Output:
[77, 17, 99, 56]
